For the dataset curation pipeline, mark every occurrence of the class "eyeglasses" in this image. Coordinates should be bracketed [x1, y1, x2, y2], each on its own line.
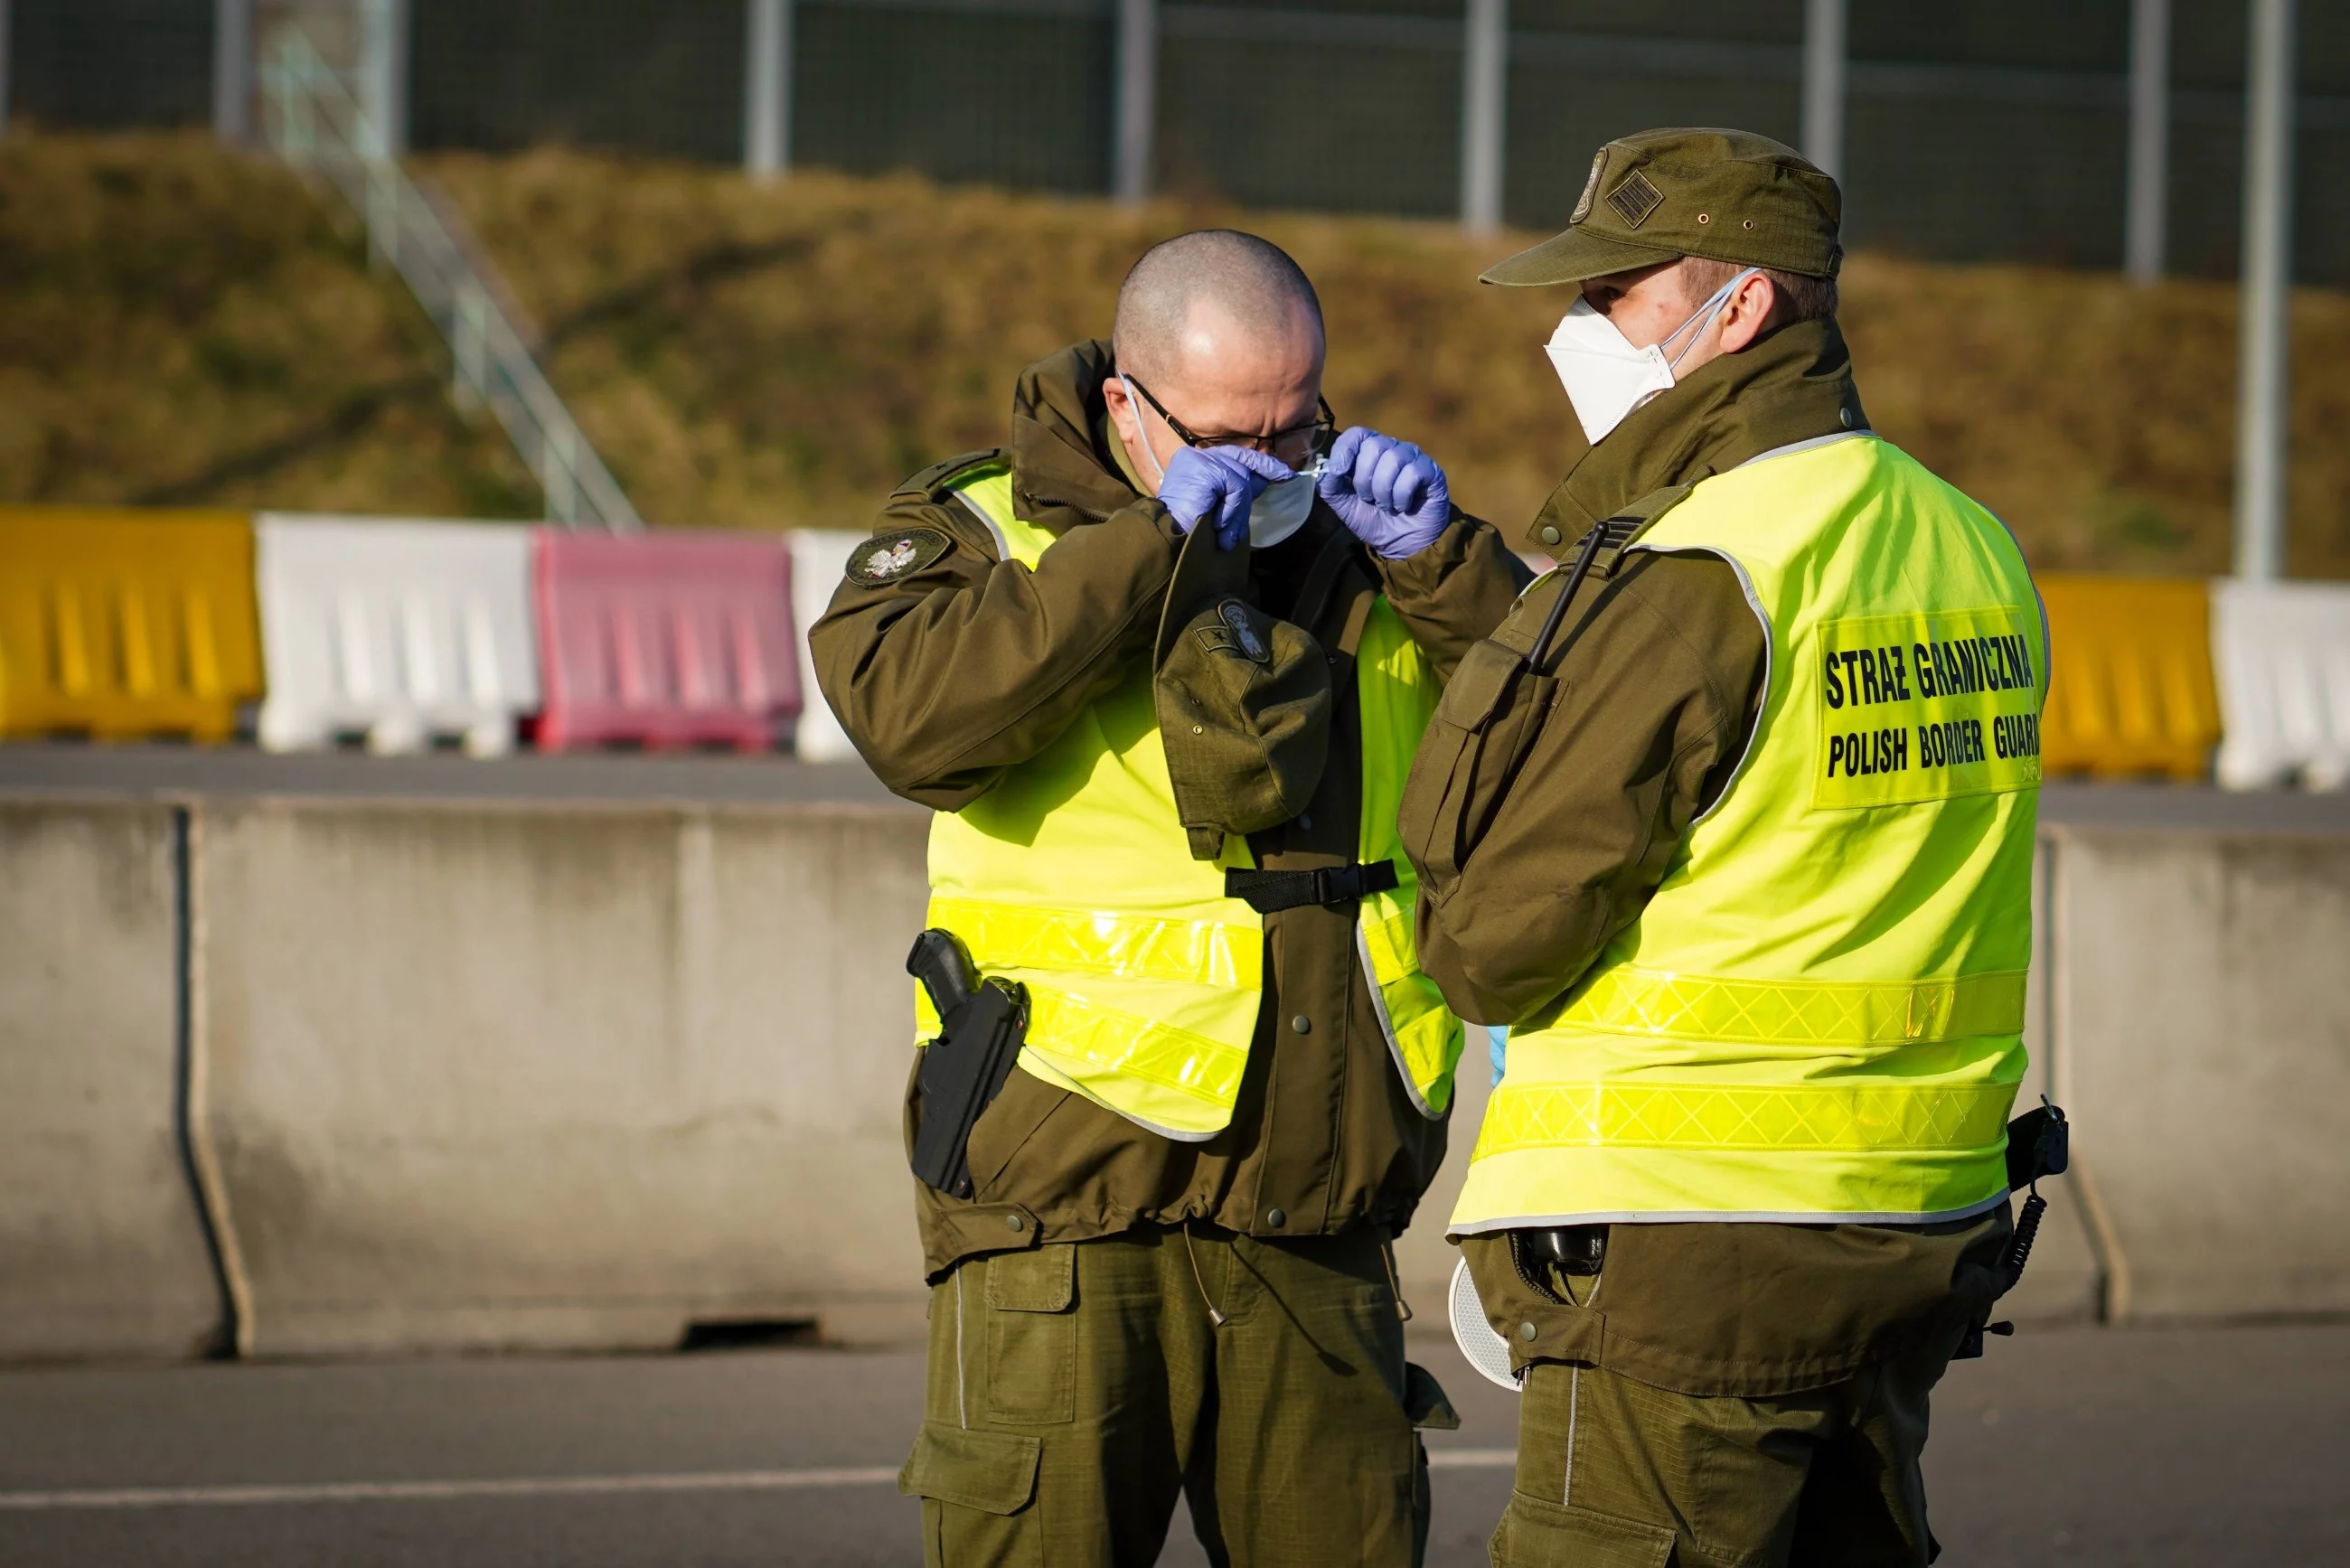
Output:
[1123, 371, 1338, 470]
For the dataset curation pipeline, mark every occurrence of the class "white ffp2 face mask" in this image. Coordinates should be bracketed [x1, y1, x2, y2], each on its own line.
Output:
[1543, 268, 1762, 445]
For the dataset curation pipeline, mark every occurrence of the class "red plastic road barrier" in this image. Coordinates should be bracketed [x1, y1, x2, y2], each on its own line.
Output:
[533, 530, 801, 751]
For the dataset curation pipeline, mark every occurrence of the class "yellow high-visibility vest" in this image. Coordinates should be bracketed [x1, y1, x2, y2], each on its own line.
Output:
[1452, 434, 2046, 1231]
[920, 467, 1463, 1141]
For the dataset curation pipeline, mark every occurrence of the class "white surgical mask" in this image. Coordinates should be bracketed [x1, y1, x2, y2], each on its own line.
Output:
[1543, 268, 1761, 445]
[1247, 464, 1317, 548]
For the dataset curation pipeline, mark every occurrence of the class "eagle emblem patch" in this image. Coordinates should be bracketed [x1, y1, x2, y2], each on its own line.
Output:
[844, 526, 951, 585]
[1569, 149, 1607, 226]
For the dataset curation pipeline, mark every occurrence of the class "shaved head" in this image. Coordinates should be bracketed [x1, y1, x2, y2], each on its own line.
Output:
[1112, 230, 1324, 385]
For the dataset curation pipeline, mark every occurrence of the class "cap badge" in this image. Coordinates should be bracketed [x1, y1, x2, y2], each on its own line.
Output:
[1569, 149, 1606, 226]
[1605, 170, 1665, 230]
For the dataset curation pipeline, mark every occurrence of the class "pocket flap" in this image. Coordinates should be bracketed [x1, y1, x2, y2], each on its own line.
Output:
[1403, 1360, 1462, 1431]
[1496, 1493, 1676, 1565]
[985, 1243, 1075, 1312]
[897, 1422, 1042, 1515]
[1433, 637, 1526, 734]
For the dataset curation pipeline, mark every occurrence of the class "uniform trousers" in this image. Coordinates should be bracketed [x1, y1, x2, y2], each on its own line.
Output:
[1489, 1306, 1967, 1567]
[898, 1224, 1446, 1567]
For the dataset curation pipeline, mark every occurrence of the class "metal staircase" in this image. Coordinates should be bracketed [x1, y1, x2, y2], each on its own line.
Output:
[258, 25, 644, 530]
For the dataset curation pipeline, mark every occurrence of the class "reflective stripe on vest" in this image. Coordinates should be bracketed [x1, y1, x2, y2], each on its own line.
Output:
[921, 466, 1463, 1139]
[1451, 435, 2045, 1231]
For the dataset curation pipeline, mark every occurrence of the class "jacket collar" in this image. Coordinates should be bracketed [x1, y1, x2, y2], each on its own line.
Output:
[1526, 317, 1866, 549]
[1008, 339, 1148, 528]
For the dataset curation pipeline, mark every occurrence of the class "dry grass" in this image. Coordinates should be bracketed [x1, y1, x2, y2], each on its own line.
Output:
[0, 130, 532, 516]
[7, 130, 2347, 577]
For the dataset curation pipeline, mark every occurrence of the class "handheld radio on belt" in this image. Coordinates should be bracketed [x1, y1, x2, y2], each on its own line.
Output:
[905, 929, 1029, 1200]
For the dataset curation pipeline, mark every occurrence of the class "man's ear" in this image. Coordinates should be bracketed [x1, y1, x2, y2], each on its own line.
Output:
[1103, 373, 1142, 445]
[1718, 274, 1781, 354]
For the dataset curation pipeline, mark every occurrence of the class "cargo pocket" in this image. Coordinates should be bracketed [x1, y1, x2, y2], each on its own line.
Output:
[1490, 1492, 1677, 1568]
[1396, 631, 1558, 890]
[985, 1244, 1076, 1424]
[899, 1421, 1044, 1568]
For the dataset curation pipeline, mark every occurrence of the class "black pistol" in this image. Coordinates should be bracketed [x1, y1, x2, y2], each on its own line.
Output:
[906, 928, 1028, 1200]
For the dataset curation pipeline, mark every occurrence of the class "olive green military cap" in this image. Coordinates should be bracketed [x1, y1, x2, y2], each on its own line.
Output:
[1482, 127, 1842, 287]
[1152, 523, 1330, 859]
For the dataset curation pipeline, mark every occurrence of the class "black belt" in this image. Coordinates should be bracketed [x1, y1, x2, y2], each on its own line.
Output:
[1223, 860, 1399, 913]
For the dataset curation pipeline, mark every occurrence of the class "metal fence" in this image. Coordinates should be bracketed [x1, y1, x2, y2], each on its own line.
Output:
[0, 0, 2331, 571]
[8, 0, 2349, 285]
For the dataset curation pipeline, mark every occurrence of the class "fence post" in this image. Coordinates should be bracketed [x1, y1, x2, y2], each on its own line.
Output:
[357, 0, 409, 160]
[2234, 0, 2297, 583]
[744, 0, 791, 181]
[1459, 0, 1507, 235]
[2126, 0, 2170, 285]
[213, 0, 255, 143]
[1800, 0, 1846, 181]
[1114, 0, 1156, 206]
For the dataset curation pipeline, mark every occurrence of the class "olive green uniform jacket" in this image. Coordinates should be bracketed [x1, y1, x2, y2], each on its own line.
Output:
[812, 340, 1530, 1283]
[1401, 320, 2011, 1399]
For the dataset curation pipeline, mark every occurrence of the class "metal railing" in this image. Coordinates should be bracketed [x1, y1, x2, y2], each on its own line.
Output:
[258, 24, 643, 530]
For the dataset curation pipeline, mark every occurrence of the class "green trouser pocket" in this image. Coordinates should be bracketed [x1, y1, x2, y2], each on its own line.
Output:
[1490, 1491, 1677, 1568]
[1404, 1361, 1461, 1431]
[899, 1422, 1043, 1568]
[985, 1244, 1076, 1423]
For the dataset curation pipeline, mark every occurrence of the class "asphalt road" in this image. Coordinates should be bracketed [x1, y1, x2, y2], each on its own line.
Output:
[2, 1322, 2344, 1566]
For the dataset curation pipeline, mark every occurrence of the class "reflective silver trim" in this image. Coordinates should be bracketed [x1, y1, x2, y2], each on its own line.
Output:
[1562, 1367, 1580, 1505]
[1734, 428, 1872, 468]
[954, 487, 1011, 562]
[953, 1267, 967, 1429]
[1445, 1187, 2012, 1236]
[1358, 925, 1445, 1121]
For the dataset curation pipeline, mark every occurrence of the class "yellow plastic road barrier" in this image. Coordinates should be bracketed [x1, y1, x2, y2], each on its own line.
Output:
[0, 507, 262, 743]
[2037, 574, 2221, 782]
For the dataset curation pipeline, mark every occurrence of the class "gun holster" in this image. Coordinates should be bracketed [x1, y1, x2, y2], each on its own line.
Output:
[906, 930, 1029, 1201]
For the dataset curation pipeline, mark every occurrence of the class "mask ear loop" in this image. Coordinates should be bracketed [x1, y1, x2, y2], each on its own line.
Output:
[1117, 371, 1169, 490]
[1659, 267, 1763, 371]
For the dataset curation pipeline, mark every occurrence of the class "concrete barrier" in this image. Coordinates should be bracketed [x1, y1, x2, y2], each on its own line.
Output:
[0, 802, 224, 1359]
[191, 796, 932, 1356]
[5, 756, 2345, 1360]
[2046, 824, 2350, 1322]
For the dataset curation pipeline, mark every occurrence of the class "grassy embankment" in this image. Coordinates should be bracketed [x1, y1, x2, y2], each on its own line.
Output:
[6, 129, 2347, 577]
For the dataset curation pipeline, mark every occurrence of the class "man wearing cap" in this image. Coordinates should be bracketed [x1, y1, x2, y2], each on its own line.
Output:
[812, 229, 1524, 1565]
[1400, 129, 2047, 1564]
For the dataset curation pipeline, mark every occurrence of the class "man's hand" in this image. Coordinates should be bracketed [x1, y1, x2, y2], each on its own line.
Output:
[1317, 427, 1451, 560]
[1157, 446, 1294, 550]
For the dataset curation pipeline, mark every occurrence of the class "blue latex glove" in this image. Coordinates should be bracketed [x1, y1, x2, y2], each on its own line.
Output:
[1316, 427, 1451, 559]
[1156, 445, 1296, 550]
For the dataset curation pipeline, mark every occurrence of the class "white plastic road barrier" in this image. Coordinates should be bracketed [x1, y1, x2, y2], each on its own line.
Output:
[787, 530, 866, 763]
[256, 515, 541, 757]
[2212, 578, 2350, 791]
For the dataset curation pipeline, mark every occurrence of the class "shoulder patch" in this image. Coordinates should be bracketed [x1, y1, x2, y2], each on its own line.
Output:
[844, 526, 953, 586]
[891, 449, 1008, 502]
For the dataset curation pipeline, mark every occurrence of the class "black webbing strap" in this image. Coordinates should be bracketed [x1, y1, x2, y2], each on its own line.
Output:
[1224, 859, 1400, 913]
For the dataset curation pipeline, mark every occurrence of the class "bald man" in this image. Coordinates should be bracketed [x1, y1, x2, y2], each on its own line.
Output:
[813, 231, 1527, 1565]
